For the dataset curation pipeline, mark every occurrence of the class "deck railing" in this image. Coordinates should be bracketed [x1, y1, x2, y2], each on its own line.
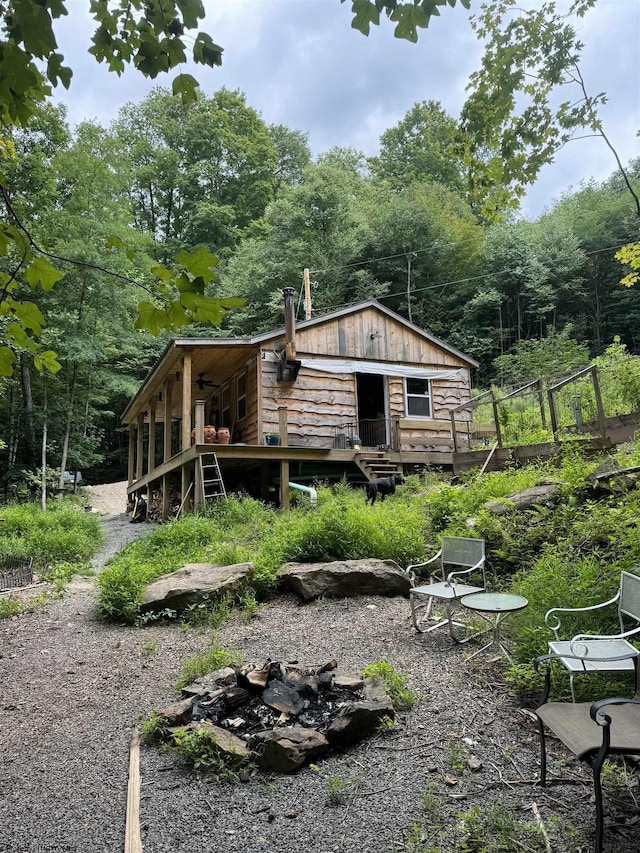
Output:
[333, 419, 391, 449]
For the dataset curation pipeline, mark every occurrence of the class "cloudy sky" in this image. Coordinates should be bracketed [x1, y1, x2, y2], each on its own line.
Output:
[53, 0, 640, 218]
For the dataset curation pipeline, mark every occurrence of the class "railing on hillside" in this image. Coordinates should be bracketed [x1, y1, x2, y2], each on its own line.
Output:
[453, 366, 617, 453]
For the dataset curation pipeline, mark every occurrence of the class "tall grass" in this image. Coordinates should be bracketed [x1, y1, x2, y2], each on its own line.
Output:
[0, 501, 103, 569]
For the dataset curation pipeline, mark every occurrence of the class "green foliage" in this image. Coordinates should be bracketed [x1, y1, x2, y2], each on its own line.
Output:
[0, 501, 103, 569]
[254, 484, 427, 591]
[174, 642, 241, 691]
[0, 598, 22, 618]
[139, 709, 169, 745]
[594, 337, 640, 415]
[362, 660, 416, 710]
[98, 496, 273, 623]
[170, 726, 244, 780]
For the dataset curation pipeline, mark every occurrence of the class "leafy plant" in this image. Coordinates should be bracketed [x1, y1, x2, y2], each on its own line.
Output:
[0, 598, 22, 619]
[170, 726, 245, 780]
[362, 660, 416, 710]
[174, 642, 241, 692]
[139, 709, 169, 745]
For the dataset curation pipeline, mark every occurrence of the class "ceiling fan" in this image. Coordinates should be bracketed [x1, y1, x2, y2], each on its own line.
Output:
[194, 373, 219, 391]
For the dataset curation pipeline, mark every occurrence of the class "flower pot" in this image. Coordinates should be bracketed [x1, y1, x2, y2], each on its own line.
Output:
[265, 434, 280, 446]
[217, 428, 230, 445]
[203, 425, 217, 444]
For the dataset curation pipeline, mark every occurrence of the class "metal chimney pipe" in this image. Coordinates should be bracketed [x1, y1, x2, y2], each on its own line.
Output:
[284, 287, 296, 359]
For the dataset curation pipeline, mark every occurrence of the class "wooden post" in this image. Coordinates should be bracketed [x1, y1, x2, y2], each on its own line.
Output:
[278, 406, 289, 446]
[181, 461, 192, 514]
[303, 268, 311, 320]
[147, 395, 157, 474]
[260, 462, 270, 502]
[195, 399, 205, 444]
[491, 395, 503, 448]
[280, 460, 290, 510]
[181, 350, 192, 452]
[450, 411, 459, 454]
[124, 730, 142, 853]
[163, 378, 172, 462]
[591, 367, 607, 439]
[537, 380, 547, 429]
[136, 413, 144, 481]
[162, 473, 171, 520]
[128, 425, 135, 485]
[547, 389, 559, 441]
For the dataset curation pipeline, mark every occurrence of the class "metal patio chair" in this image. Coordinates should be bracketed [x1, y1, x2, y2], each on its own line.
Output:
[545, 570, 640, 702]
[534, 650, 640, 853]
[406, 536, 486, 638]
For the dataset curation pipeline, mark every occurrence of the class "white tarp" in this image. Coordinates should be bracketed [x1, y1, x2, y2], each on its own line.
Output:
[297, 357, 467, 382]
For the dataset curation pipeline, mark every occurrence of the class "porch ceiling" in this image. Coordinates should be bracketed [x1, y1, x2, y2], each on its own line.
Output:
[123, 341, 258, 424]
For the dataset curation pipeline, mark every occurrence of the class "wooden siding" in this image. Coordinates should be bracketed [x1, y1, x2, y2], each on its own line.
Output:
[292, 306, 468, 367]
[260, 361, 357, 447]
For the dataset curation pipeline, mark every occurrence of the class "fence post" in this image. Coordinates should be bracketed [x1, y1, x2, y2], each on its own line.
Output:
[491, 395, 503, 448]
[547, 389, 559, 441]
[591, 367, 607, 438]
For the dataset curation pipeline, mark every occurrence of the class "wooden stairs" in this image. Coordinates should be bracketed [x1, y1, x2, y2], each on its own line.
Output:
[355, 451, 403, 481]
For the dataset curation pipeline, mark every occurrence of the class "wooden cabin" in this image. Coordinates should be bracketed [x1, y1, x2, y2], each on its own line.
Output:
[122, 291, 478, 517]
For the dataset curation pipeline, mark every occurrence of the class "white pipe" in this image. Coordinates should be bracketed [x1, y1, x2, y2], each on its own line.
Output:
[288, 482, 317, 507]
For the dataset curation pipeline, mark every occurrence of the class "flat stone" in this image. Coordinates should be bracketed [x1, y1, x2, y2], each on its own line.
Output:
[158, 696, 196, 726]
[326, 699, 395, 747]
[254, 726, 330, 772]
[170, 720, 251, 761]
[280, 559, 410, 602]
[333, 675, 365, 693]
[262, 682, 306, 716]
[483, 484, 560, 514]
[181, 666, 237, 698]
[140, 562, 254, 613]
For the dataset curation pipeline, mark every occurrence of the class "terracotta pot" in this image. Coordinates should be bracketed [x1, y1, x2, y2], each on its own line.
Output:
[191, 428, 196, 445]
[203, 425, 217, 444]
[217, 428, 230, 445]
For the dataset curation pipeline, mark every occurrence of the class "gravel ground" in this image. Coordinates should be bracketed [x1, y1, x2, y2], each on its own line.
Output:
[0, 508, 637, 853]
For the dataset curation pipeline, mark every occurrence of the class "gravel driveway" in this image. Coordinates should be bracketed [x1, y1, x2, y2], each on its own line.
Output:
[0, 509, 635, 853]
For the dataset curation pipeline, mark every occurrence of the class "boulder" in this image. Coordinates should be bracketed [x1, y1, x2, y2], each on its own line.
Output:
[254, 726, 330, 772]
[158, 696, 196, 726]
[140, 562, 254, 614]
[180, 666, 237, 698]
[326, 698, 395, 747]
[483, 484, 560, 515]
[280, 559, 410, 602]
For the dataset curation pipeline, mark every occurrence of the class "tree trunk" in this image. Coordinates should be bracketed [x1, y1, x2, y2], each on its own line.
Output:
[41, 379, 48, 511]
[20, 352, 36, 463]
[58, 362, 78, 492]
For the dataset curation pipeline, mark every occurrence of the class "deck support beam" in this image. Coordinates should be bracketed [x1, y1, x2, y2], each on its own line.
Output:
[128, 425, 135, 486]
[136, 413, 144, 482]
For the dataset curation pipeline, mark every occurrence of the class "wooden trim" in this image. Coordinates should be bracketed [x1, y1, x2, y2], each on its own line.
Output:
[163, 379, 172, 462]
[128, 425, 135, 486]
[135, 413, 144, 481]
[148, 395, 157, 474]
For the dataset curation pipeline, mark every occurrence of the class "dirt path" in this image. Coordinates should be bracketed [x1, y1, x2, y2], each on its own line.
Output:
[0, 509, 631, 853]
[84, 481, 156, 571]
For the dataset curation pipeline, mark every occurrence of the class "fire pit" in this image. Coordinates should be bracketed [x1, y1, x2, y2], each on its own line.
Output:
[151, 659, 396, 773]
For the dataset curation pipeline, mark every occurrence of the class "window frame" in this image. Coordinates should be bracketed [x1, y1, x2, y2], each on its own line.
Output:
[404, 377, 432, 419]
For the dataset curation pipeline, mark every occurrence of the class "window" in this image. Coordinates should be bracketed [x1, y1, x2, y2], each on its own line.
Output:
[405, 378, 431, 418]
[237, 372, 247, 421]
[221, 385, 230, 428]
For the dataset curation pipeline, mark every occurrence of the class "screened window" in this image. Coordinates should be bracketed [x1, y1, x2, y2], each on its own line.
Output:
[406, 378, 431, 417]
[237, 373, 247, 421]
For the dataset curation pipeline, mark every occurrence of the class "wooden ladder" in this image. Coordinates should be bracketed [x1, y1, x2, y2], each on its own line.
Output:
[198, 453, 227, 504]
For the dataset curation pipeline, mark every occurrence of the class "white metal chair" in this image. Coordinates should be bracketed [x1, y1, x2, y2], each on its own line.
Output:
[406, 536, 486, 638]
[545, 570, 640, 702]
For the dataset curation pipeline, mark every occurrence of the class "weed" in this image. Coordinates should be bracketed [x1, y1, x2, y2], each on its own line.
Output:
[238, 587, 261, 622]
[142, 638, 158, 654]
[447, 739, 466, 773]
[170, 726, 246, 780]
[362, 660, 417, 710]
[420, 781, 441, 823]
[174, 642, 242, 691]
[375, 714, 396, 734]
[325, 774, 348, 806]
[180, 593, 234, 629]
[136, 607, 177, 626]
[139, 709, 169, 744]
[0, 598, 22, 618]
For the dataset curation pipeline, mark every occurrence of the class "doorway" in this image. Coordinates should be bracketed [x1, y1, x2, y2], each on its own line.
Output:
[356, 374, 387, 447]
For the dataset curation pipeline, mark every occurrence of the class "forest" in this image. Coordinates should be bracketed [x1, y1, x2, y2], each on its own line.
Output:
[0, 2, 639, 488]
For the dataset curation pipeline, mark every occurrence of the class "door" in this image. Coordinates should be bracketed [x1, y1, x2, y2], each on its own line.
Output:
[357, 374, 387, 447]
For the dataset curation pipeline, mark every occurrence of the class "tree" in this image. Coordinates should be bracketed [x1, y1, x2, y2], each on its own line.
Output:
[370, 100, 464, 193]
[0, 1, 234, 378]
[268, 124, 312, 191]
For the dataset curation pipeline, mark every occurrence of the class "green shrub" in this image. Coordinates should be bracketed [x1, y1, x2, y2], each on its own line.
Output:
[0, 598, 22, 618]
[0, 502, 103, 569]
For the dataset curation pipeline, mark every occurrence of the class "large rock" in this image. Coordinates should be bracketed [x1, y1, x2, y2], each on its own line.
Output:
[169, 720, 251, 762]
[140, 562, 254, 614]
[483, 484, 560, 514]
[326, 698, 395, 747]
[280, 559, 410, 602]
[254, 726, 330, 772]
